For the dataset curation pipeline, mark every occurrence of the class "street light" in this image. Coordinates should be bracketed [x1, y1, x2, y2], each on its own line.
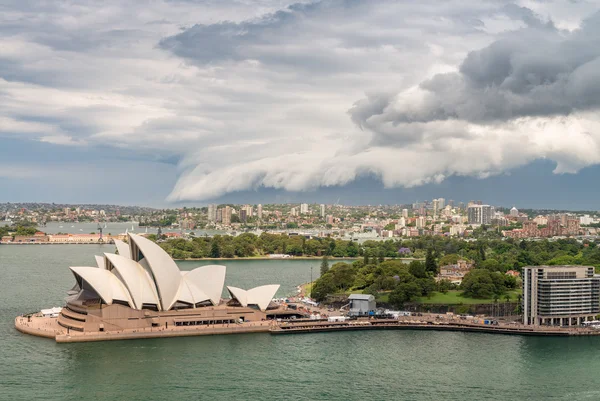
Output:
[310, 265, 313, 299]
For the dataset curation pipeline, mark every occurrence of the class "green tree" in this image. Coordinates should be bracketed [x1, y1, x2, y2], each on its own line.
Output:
[439, 253, 460, 266]
[425, 248, 438, 274]
[437, 279, 453, 294]
[320, 255, 330, 276]
[479, 258, 503, 272]
[329, 263, 356, 291]
[346, 241, 359, 257]
[461, 269, 506, 298]
[408, 260, 427, 278]
[389, 282, 421, 308]
[311, 274, 337, 302]
[210, 240, 221, 258]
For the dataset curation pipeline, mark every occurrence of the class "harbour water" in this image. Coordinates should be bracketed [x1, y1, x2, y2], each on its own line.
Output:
[3, 245, 600, 400]
[41, 221, 217, 236]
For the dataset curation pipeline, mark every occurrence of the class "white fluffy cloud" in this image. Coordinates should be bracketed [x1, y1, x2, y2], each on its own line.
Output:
[1, 0, 600, 201]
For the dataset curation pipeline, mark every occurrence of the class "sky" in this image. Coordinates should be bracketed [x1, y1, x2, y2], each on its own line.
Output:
[2, 0, 600, 209]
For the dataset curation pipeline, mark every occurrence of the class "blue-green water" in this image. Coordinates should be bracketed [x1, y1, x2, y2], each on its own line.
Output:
[2, 245, 600, 400]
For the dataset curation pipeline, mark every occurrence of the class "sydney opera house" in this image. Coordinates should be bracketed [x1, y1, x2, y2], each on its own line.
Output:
[16, 233, 302, 342]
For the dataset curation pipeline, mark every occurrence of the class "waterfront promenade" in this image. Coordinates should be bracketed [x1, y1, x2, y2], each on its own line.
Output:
[16, 312, 600, 343]
[15, 314, 276, 343]
[270, 317, 596, 336]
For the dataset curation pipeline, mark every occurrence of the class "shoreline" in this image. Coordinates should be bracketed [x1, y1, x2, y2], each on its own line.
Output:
[0, 245, 423, 262]
[174, 257, 423, 261]
[16, 314, 600, 342]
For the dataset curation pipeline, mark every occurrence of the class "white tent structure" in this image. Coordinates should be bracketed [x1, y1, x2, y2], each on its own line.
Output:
[68, 233, 279, 312]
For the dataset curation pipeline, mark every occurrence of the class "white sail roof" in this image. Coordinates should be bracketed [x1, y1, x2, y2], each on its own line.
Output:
[113, 239, 131, 259]
[184, 265, 226, 305]
[94, 255, 106, 269]
[104, 253, 160, 310]
[68, 234, 280, 313]
[69, 266, 134, 308]
[128, 233, 181, 311]
[227, 284, 280, 311]
[177, 278, 211, 306]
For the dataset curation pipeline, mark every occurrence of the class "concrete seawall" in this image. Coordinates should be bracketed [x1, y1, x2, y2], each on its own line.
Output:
[15, 315, 274, 343]
[55, 325, 271, 343]
[270, 319, 598, 337]
[14, 316, 60, 339]
[17, 315, 600, 343]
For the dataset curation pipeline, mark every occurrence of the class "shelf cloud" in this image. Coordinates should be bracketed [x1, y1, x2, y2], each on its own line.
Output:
[1, 0, 599, 201]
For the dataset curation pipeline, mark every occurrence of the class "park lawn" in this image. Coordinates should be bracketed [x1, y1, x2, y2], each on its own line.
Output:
[375, 293, 390, 303]
[415, 290, 522, 305]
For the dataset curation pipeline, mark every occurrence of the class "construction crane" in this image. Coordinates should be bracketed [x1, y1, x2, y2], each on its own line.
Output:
[97, 223, 104, 242]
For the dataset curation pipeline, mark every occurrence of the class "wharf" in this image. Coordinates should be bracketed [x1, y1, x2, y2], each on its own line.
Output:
[269, 318, 599, 337]
[16, 314, 600, 342]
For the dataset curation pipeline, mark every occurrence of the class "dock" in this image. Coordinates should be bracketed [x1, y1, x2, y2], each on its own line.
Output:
[16, 314, 600, 342]
[269, 318, 598, 336]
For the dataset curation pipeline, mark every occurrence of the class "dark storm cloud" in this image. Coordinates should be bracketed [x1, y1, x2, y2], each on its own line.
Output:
[351, 11, 600, 128]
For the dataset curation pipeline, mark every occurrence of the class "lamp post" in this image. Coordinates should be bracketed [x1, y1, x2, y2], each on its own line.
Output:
[310, 265, 313, 299]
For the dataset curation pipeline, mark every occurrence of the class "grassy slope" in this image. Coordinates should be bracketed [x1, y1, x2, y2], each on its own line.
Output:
[372, 290, 522, 305]
[415, 290, 522, 304]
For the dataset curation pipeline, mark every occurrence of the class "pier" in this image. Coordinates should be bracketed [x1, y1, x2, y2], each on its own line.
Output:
[269, 317, 600, 337]
[16, 313, 600, 342]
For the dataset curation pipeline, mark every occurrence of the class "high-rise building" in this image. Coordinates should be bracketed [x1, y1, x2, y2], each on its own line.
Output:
[300, 203, 309, 214]
[522, 265, 600, 326]
[326, 215, 334, 225]
[402, 209, 408, 218]
[207, 204, 217, 222]
[216, 208, 222, 223]
[437, 198, 445, 209]
[432, 199, 439, 219]
[416, 216, 426, 229]
[467, 205, 493, 225]
[320, 204, 325, 218]
[566, 219, 580, 236]
[241, 205, 253, 218]
[240, 209, 248, 223]
[222, 206, 232, 225]
[257, 204, 263, 219]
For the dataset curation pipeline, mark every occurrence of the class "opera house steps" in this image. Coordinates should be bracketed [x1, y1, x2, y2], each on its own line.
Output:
[61, 306, 87, 321]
